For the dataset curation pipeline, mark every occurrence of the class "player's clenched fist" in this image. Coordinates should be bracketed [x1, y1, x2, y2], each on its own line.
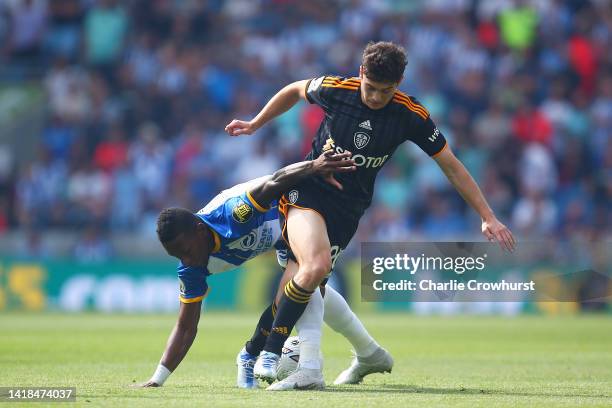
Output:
[225, 119, 257, 136]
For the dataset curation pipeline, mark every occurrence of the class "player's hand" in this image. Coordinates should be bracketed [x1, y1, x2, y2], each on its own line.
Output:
[482, 217, 516, 252]
[225, 119, 257, 136]
[313, 150, 356, 190]
[130, 380, 161, 388]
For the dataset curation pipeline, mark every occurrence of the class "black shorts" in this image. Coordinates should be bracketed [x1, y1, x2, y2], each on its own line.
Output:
[278, 177, 364, 268]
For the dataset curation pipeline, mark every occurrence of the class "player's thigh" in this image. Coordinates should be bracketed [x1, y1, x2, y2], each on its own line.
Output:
[286, 206, 332, 269]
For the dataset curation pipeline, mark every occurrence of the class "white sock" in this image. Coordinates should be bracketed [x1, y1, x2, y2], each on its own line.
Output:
[323, 285, 379, 357]
[295, 288, 323, 370]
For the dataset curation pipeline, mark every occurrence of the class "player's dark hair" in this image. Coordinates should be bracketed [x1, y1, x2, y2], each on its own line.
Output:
[156, 207, 200, 243]
[361, 41, 407, 84]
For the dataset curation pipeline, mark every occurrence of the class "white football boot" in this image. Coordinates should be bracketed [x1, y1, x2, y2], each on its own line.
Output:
[333, 347, 393, 385]
[267, 367, 325, 391]
[253, 351, 280, 384]
[236, 347, 259, 389]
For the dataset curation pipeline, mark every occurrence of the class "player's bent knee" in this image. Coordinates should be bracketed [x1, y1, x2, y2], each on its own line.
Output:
[295, 257, 331, 290]
[308, 253, 331, 277]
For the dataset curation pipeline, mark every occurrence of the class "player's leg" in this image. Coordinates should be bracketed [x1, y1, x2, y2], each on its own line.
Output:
[268, 280, 325, 391]
[323, 285, 393, 384]
[273, 281, 393, 389]
[244, 302, 277, 356]
[264, 207, 331, 355]
[255, 207, 331, 382]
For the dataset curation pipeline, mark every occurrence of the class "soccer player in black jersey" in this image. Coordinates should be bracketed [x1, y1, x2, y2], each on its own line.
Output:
[226, 41, 516, 390]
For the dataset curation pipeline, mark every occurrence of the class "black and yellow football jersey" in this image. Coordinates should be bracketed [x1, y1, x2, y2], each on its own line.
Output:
[278, 75, 448, 262]
[303, 75, 447, 212]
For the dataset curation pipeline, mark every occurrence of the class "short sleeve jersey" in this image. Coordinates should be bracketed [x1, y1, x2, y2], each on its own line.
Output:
[304, 75, 448, 211]
[177, 177, 286, 303]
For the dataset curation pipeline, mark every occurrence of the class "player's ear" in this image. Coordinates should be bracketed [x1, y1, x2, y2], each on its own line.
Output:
[359, 65, 364, 78]
[195, 222, 208, 236]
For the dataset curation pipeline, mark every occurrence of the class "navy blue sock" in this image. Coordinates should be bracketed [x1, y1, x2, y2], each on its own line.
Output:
[264, 279, 313, 355]
[245, 303, 276, 356]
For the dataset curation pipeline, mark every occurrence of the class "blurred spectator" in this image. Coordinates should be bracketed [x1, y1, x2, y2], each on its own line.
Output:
[110, 156, 141, 231]
[83, 0, 127, 67]
[233, 140, 281, 185]
[45, 0, 84, 58]
[16, 228, 50, 258]
[0, 198, 8, 234]
[498, 1, 538, 51]
[0, 0, 608, 246]
[15, 147, 67, 227]
[44, 57, 92, 123]
[2, 0, 48, 59]
[519, 143, 558, 195]
[93, 124, 128, 173]
[67, 162, 112, 226]
[512, 101, 553, 146]
[512, 189, 558, 236]
[73, 225, 113, 262]
[129, 122, 171, 208]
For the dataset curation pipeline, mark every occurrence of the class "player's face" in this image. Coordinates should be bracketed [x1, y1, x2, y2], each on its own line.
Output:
[163, 227, 210, 268]
[359, 67, 399, 110]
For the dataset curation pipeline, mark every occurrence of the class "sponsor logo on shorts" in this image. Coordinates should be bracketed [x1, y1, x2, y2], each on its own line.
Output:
[354, 131, 370, 149]
[288, 190, 299, 204]
[232, 199, 253, 223]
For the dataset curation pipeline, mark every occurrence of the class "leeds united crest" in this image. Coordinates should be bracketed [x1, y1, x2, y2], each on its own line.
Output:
[354, 132, 370, 149]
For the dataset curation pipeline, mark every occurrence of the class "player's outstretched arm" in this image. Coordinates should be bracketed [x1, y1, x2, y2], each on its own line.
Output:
[249, 150, 356, 206]
[433, 146, 516, 252]
[225, 80, 309, 136]
[132, 301, 201, 387]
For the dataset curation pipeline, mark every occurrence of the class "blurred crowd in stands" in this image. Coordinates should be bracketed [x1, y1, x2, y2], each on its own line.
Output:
[0, 0, 610, 259]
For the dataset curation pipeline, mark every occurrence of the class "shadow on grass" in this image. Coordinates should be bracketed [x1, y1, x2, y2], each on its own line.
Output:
[325, 384, 610, 399]
[78, 383, 610, 400]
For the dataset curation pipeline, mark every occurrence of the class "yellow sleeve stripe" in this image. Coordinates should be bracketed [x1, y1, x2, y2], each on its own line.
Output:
[394, 92, 429, 118]
[179, 287, 211, 303]
[322, 79, 359, 84]
[393, 96, 428, 120]
[246, 190, 269, 213]
[321, 84, 359, 91]
[322, 78, 360, 87]
[394, 93, 429, 117]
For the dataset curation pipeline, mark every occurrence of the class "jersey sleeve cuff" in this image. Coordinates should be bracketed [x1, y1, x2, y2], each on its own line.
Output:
[431, 141, 448, 158]
[179, 287, 211, 303]
[246, 191, 269, 212]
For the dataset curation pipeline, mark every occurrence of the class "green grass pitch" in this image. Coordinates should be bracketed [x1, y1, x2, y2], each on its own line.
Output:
[1, 312, 611, 407]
